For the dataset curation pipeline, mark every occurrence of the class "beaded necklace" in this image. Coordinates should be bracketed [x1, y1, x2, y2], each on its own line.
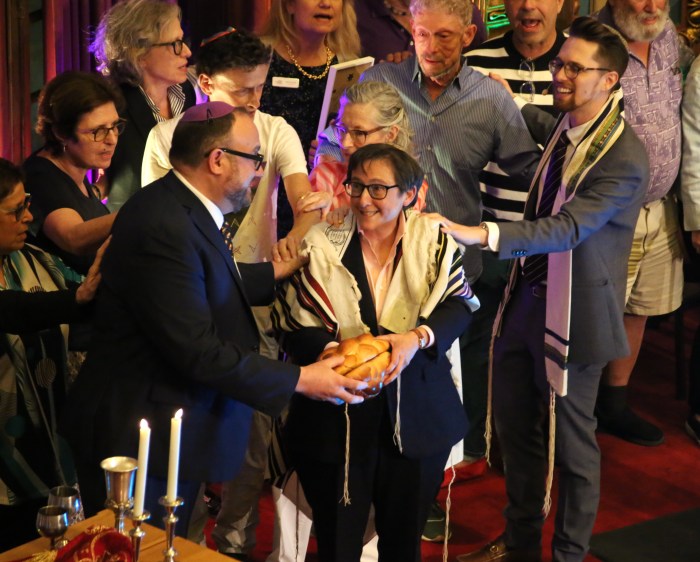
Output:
[285, 44, 334, 80]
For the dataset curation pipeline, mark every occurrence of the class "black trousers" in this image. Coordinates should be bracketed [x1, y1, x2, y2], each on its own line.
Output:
[294, 411, 449, 562]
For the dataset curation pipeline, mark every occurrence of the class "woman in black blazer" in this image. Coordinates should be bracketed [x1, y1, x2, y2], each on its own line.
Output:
[91, 0, 196, 210]
[273, 144, 477, 562]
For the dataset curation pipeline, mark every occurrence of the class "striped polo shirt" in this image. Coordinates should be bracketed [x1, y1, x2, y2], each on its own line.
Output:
[466, 31, 567, 222]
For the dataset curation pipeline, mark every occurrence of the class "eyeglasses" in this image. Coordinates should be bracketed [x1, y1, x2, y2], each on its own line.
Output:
[76, 119, 127, 142]
[333, 124, 386, 146]
[343, 181, 399, 200]
[548, 59, 611, 80]
[518, 59, 535, 103]
[0, 193, 31, 221]
[212, 147, 266, 171]
[151, 38, 190, 55]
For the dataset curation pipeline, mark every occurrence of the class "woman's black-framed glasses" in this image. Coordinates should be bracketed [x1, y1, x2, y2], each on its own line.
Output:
[152, 38, 190, 55]
[0, 193, 31, 221]
[343, 181, 399, 200]
[76, 119, 127, 142]
[215, 147, 266, 171]
[548, 58, 611, 80]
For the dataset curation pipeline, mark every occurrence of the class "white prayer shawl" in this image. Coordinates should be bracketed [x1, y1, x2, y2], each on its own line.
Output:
[273, 209, 478, 456]
[274, 210, 479, 339]
[487, 88, 626, 514]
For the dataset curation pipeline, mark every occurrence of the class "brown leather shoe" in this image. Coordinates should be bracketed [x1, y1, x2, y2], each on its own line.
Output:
[455, 537, 541, 562]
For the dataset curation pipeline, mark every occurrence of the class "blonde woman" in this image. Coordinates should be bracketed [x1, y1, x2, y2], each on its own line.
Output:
[91, 0, 197, 210]
[259, 0, 361, 237]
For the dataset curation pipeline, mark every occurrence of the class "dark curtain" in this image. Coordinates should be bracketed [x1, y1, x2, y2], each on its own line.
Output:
[1, 0, 32, 162]
[180, 0, 255, 59]
[44, 0, 118, 79]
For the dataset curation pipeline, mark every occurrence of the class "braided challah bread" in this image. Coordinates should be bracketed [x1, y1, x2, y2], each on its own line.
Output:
[319, 334, 391, 398]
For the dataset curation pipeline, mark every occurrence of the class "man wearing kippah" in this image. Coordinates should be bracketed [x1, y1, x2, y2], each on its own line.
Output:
[142, 28, 332, 560]
[61, 102, 367, 534]
[431, 18, 649, 562]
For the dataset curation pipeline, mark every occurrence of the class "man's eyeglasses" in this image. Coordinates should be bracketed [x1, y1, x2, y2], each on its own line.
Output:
[76, 119, 127, 142]
[518, 59, 535, 103]
[212, 147, 266, 171]
[152, 38, 189, 56]
[548, 59, 611, 80]
[0, 194, 31, 221]
[333, 124, 386, 145]
[343, 181, 399, 200]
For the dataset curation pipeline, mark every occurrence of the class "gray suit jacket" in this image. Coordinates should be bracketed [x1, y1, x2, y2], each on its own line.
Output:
[497, 107, 649, 365]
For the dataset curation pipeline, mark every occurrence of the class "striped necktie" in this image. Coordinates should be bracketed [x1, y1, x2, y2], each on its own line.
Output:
[522, 131, 569, 286]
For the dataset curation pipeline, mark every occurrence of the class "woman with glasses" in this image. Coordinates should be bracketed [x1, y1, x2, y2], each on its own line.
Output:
[312, 80, 428, 211]
[273, 144, 478, 561]
[23, 72, 123, 277]
[91, 0, 197, 210]
[0, 158, 105, 551]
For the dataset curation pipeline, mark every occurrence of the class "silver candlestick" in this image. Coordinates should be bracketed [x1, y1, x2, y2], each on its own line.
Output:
[159, 496, 184, 562]
[128, 509, 151, 562]
[100, 456, 137, 534]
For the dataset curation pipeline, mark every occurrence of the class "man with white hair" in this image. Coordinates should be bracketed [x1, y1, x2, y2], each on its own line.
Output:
[593, 0, 690, 447]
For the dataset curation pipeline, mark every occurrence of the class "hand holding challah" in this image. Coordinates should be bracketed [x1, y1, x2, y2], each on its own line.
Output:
[319, 334, 392, 399]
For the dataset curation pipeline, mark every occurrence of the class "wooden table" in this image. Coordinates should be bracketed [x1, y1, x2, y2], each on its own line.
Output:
[0, 510, 230, 562]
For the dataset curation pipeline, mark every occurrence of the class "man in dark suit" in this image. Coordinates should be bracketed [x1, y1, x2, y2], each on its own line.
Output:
[430, 18, 650, 562]
[61, 102, 366, 532]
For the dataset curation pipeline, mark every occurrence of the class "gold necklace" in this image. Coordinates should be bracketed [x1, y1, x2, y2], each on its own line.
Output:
[285, 44, 333, 80]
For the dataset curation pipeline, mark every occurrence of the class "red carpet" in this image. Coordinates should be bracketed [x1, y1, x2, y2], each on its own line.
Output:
[207, 313, 700, 561]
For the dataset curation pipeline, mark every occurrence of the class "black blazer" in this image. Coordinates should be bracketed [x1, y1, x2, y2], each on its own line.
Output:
[61, 172, 300, 483]
[282, 230, 471, 464]
[106, 81, 196, 211]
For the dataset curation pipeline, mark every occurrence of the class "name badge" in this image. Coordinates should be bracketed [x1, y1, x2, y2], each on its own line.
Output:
[272, 76, 300, 89]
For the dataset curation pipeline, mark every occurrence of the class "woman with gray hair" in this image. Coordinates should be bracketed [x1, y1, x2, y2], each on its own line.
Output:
[311, 80, 428, 211]
[90, 0, 197, 211]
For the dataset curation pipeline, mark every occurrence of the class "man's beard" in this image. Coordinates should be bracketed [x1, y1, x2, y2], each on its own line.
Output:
[612, 1, 669, 42]
[228, 186, 252, 214]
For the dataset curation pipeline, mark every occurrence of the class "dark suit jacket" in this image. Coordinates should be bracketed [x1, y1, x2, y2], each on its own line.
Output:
[61, 171, 300, 483]
[282, 230, 470, 464]
[498, 107, 649, 365]
[106, 82, 196, 211]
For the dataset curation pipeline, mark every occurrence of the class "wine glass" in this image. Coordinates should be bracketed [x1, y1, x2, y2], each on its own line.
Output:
[36, 505, 69, 550]
[48, 485, 82, 525]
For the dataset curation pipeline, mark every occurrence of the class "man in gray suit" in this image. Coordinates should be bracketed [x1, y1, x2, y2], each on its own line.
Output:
[429, 18, 649, 562]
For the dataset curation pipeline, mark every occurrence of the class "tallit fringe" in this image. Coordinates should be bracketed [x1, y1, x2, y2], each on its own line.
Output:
[485, 335, 495, 466]
[295, 475, 301, 561]
[393, 373, 403, 453]
[543, 386, 556, 516]
[341, 404, 352, 506]
[442, 464, 457, 562]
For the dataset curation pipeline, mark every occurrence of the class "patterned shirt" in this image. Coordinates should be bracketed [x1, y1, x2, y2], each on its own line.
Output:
[597, 5, 683, 203]
[361, 58, 541, 280]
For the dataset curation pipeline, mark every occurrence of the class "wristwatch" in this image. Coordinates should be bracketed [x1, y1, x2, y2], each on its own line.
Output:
[479, 222, 490, 248]
[411, 328, 428, 350]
